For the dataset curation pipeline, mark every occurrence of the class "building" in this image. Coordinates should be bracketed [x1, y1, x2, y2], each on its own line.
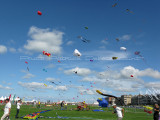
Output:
[121, 95, 132, 105]
[105, 97, 116, 105]
[131, 94, 160, 105]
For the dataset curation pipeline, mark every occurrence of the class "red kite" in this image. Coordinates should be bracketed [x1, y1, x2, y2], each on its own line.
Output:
[37, 11, 42, 15]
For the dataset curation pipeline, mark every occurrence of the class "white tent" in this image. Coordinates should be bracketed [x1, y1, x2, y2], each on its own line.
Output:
[0, 96, 4, 101]
[14, 97, 20, 101]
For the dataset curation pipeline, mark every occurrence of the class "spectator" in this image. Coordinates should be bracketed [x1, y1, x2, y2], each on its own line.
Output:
[1, 98, 11, 120]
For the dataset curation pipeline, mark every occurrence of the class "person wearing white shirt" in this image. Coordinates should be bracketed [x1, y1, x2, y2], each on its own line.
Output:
[112, 104, 124, 120]
[1, 98, 11, 120]
[15, 100, 21, 119]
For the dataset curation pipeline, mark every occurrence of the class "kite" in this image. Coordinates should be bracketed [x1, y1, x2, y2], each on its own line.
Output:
[130, 75, 134, 77]
[44, 84, 47, 87]
[120, 47, 127, 51]
[50, 82, 58, 85]
[90, 59, 93, 62]
[58, 60, 61, 63]
[12, 94, 16, 104]
[73, 71, 77, 74]
[73, 49, 81, 57]
[27, 67, 29, 71]
[43, 51, 51, 57]
[135, 51, 141, 55]
[112, 3, 117, 7]
[80, 93, 83, 95]
[43, 69, 47, 72]
[84, 27, 88, 29]
[97, 98, 108, 107]
[87, 89, 89, 91]
[96, 90, 124, 105]
[91, 85, 93, 87]
[21, 110, 51, 120]
[9, 94, 11, 101]
[112, 57, 118, 60]
[25, 61, 28, 64]
[126, 9, 133, 13]
[77, 36, 90, 43]
[116, 38, 120, 42]
[37, 11, 42, 15]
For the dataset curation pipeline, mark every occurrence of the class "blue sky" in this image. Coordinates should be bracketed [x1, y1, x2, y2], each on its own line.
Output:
[0, 0, 160, 102]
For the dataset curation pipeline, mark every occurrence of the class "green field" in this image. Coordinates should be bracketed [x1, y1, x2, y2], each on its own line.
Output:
[0, 105, 153, 120]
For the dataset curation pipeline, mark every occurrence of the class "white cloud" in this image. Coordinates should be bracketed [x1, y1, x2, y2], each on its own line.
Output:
[64, 67, 92, 76]
[24, 26, 64, 55]
[54, 86, 68, 91]
[45, 77, 59, 82]
[9, 48, 16, 53]
[66, 41, 73, 45]
[114, 87, 137, 92]
[101, 40, 108, 45]
[0, 85, 13, 90]
[18, 81, 67, 91]
[144, 82, 160, 89]
[22, 73, 35, 79]
[99, 46, 106, 49]
[18, 82, 54, 90]
[0, 45, 7, 54]
[45, 64, 55, 69]
[83, 50, 128, 60]
[119, 34, 131, 41]
[138, 69, 160, 79]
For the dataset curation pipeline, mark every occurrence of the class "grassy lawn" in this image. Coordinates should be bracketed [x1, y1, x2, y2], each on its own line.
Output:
[0, 105, 153, 120]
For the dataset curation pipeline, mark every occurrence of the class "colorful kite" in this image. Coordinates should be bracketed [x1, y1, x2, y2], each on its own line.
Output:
[43, 69, 47, 72]
[97, 98, 108, 107]
[25, 61, 28, 64]
[130, 75, 134, 77]
[84, 27, 88, 29]
[112, 3, 117, 7]
[37, 11, 42, 15]
[73, 49, 81, 57]
[21, 110, 51, 120]
[112, 57, 118, 60]
[135, 51, 141, 56]
[44, 84, 47, 87]
[43, 51, 51, 57]
[90, 59, 93, 62]
[77, 36, 90, 43]
[96, 90, 124, 105]
[126, 9, 133, 13]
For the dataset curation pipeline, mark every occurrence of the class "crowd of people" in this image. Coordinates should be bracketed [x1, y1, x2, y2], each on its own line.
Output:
[0, 98, 160, 120]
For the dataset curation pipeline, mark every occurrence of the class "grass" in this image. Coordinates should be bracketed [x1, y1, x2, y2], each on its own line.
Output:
[0, 104, 153, 120]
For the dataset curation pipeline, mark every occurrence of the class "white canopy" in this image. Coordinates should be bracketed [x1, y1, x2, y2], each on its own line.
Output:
[0, 96, 4, 101]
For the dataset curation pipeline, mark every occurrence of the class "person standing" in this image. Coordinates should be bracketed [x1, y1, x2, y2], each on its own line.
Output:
[112, 104, 124, 120]
[60, 101, 64, 110]
[15, 100, 21, 119]
[153, 104, 159, 120]
[1, 98, 11, 120]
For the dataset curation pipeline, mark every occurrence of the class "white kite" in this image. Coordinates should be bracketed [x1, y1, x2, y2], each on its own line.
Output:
[120, 47, 127, 51]
[73, 49, 81, 57]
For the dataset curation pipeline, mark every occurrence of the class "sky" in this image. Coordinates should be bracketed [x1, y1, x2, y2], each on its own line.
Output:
[0, 0, 160, 103]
